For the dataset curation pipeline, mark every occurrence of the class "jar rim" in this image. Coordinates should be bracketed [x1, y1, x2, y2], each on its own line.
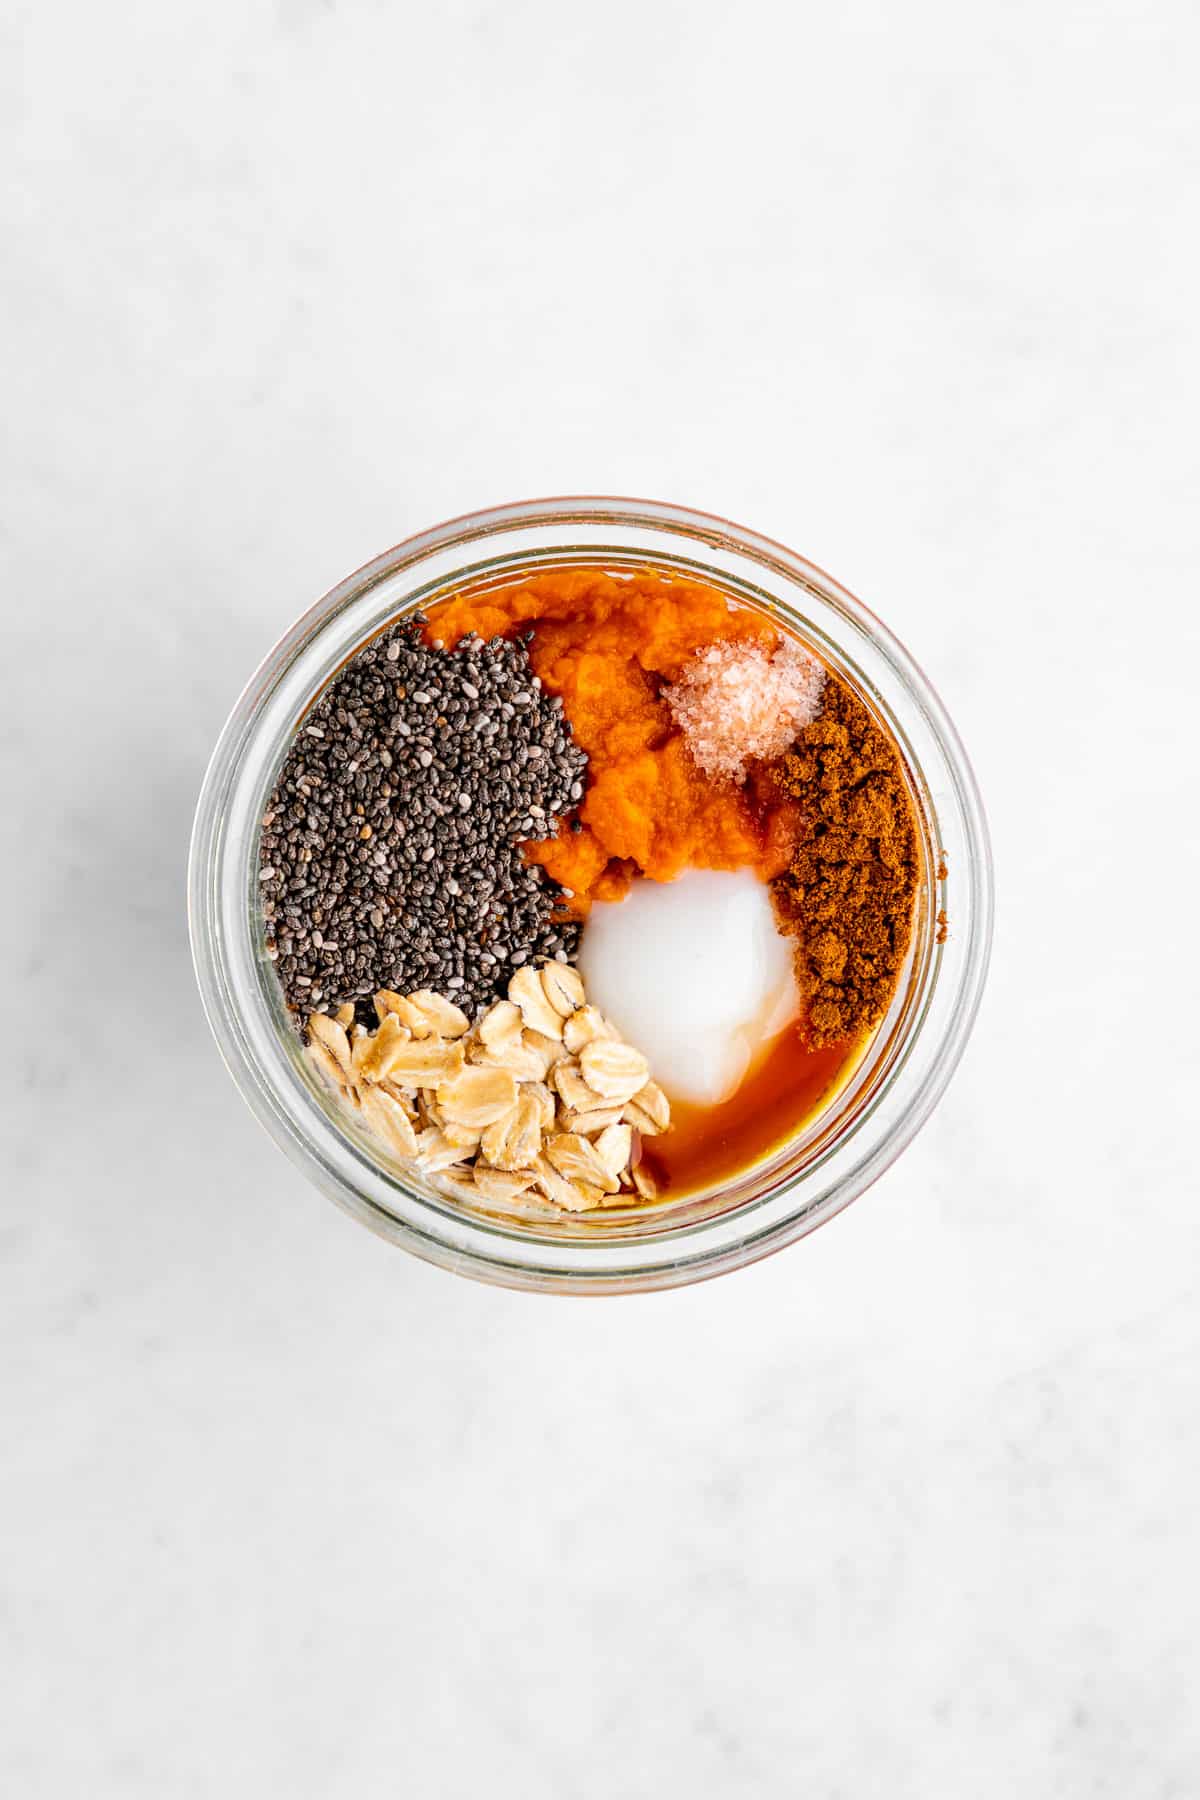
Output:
[189, 497, 993, 1293]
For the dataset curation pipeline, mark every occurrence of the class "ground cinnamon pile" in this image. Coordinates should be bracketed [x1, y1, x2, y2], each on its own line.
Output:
[773, 678, 917, 1045]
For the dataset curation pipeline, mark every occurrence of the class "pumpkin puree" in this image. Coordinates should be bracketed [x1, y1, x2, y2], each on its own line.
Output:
[425, 568, 802, 906]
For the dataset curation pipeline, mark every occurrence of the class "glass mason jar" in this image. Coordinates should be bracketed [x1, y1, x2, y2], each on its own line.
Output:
[189, 498, 993, 1293]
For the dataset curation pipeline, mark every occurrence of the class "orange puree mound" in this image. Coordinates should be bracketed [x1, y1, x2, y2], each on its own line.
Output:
[425, 569, 802, 904]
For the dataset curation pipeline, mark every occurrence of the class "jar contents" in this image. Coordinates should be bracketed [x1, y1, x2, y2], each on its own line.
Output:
[259, 565, 921, 1209]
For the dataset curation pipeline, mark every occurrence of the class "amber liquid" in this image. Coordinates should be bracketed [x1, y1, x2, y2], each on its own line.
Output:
[641, 1025, 862, 1199]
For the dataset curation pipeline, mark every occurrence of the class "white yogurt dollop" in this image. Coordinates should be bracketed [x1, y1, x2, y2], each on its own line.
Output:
[577, 868, 799, 1106]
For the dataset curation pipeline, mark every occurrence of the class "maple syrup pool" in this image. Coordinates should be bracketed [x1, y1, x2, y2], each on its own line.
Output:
[641, 1021, 864, 1198]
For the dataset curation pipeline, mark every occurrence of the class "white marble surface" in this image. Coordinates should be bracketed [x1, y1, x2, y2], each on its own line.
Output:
[4, 2, 1198, 1794]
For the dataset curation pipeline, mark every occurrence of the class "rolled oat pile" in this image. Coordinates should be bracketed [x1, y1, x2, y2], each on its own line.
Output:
[304, 965, 671, 1212]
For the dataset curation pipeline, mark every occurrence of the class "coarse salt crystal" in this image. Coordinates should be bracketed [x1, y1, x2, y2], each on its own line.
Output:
[664, 637, 825, 782]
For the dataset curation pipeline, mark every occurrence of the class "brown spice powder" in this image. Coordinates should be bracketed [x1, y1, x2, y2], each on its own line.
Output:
[773, 677, 918, 1045]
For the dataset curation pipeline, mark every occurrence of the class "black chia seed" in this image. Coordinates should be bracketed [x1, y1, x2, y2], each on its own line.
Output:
[258, 616, 587, 1021]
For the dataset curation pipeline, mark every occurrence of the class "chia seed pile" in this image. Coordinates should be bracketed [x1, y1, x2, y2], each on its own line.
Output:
[258, 616, 587, 1021]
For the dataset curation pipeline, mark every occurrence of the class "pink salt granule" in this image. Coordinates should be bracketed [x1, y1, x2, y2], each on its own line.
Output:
[664, 637, 825, 782]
